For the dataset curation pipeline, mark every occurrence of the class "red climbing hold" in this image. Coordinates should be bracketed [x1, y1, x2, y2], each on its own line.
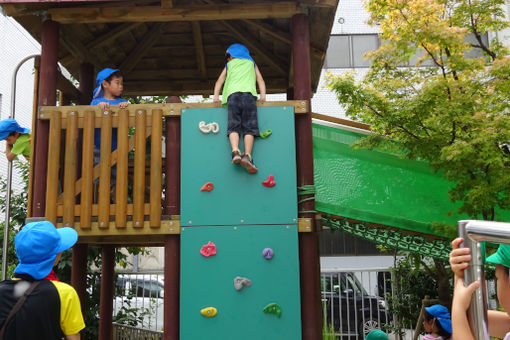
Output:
[200, 241, 217, 257]
[262, 175, 276, 187]
[201, 182, 214, 192]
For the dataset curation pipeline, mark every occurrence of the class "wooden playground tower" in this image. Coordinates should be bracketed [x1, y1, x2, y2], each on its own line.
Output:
[1, 0, 339, 338]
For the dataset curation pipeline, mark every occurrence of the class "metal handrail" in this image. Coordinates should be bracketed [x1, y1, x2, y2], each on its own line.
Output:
[458, 220, 510, 340]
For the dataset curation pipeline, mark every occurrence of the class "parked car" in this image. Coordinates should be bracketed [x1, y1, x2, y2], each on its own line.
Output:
[113, 274, 164, 331]
[322, 272, 392, 339]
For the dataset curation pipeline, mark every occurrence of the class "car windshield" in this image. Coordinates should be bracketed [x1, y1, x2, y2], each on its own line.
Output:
[321, 273, 368, 296]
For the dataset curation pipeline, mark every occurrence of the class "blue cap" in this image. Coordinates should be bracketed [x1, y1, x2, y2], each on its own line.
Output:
[226, 43, 254, 63]
[93, 68, 119, 99]
[14, 221, 78, 280]
[0, 118, 30, 141]
[425, 304, 452, 334]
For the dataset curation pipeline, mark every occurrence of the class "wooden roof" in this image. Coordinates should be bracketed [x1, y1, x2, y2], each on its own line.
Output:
[1, 0, 338, 97]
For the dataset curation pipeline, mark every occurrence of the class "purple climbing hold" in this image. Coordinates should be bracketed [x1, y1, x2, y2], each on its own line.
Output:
[262, 248, 274, 260]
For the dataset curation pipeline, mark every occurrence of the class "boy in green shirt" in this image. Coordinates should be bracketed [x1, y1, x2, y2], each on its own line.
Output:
[0, 118, 31, 161]
[213, 43, 266, 174]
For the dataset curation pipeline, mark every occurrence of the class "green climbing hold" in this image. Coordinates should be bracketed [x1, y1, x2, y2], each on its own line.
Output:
[260, 129, 272, 139]
[263, 302, 282, 318]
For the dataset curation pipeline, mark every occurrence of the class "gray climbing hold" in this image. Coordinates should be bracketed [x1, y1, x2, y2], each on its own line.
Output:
[234, 276, 252, 291]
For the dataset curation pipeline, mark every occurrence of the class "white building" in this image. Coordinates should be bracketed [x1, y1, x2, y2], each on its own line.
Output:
[0, 8, 40, 191]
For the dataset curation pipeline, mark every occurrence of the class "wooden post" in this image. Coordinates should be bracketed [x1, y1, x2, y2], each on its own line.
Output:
[150, 109, 163, 227]
[44, 113, 61, 224]
[98, 245, 115, 340]
[292, 13, 323, 340]
[71, 243, 88, 318]
[98, 110, 112, 228]
[116, 109, 129, 227]
[32, 19, 59, 217]
[164, 96, 181, 340]
[63, 111, 78, 227]
[133, 109, 147, 227]
[71, 63, 94, 325]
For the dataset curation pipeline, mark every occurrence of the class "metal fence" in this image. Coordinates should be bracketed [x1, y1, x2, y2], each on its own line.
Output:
[113, 323, 163, 340]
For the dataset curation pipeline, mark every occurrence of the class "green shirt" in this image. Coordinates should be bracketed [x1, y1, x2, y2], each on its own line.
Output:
[222, 58, 257, 105]
[11, 133, 31, 158]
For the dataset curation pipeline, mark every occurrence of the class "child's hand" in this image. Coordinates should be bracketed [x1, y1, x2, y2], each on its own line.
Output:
[453, 276, 480, 313]
[213, 96, 220, 103]
[119, 102, 129, 109]
[259, 94, 266, 102]
[450, 237, 472, 279]
[98, 102, 110, 111]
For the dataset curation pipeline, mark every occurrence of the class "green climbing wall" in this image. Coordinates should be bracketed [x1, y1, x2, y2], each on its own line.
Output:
[180, 107, 297, 226]
[180, 225, 302, 340]
[180, 106, 302, 339]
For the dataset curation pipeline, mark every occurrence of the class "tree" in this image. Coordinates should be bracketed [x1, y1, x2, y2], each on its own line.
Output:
[327, 0, 510, 222]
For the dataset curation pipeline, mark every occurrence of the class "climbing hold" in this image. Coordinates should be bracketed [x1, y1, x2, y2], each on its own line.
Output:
[263, 303, 282, 318]
[233, 276, 252, 291]
[260, 129, 272, 139]
[262, 248, 274, 260]
[200, 241, 217, 257]
[201, 182, 214, 192]
[199, 121, 219, 134]
[200, 307, 218, 317]
[262, 174, 276, 187]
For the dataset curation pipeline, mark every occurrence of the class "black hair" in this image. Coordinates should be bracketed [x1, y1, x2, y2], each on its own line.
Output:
[424, 309, 451, 339]
[104, 70, 123, 84]
[8, 131, 17, 137]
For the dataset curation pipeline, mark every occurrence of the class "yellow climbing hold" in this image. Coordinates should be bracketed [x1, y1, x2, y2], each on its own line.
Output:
[200, 307, 218, 317]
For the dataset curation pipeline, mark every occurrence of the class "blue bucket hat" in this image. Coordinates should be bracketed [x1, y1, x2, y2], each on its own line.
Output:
[93, 68, 119, 99]
[364, 329, 388, 340]
[0, 118, 30, 141]
[226, 43, 254, 63]
[486, 244, 510, 267]
[425, 304, 452, 334]
[14, 221, 78, 280]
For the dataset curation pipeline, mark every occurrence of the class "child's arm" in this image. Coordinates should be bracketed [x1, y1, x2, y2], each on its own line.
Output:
[213, 67, 227, 103]
[5, 143, 16, 161]
[452, 276, 480, 340]
[255, 65, 266, 102]
[488, 310, 510, 338]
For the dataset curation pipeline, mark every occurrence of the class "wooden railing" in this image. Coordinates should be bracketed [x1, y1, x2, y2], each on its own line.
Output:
[35, 101, 309, 243]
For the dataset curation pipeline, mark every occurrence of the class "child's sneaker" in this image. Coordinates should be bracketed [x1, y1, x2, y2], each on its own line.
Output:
[232, 150, 242, 164]
[240, 154, 258, 174]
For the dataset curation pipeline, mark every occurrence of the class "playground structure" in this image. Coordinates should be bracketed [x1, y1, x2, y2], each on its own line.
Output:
[0, 1, 339, 339]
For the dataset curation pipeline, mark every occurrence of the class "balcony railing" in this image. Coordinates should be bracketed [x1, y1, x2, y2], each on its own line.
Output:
[33, 101, 308, 243]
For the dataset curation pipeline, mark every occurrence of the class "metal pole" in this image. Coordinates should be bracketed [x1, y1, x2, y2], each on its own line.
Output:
[1, 54, 40, 281]
[458, 220, 510, 339]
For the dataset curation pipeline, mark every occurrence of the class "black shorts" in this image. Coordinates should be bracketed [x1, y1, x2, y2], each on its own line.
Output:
[227, 92, 259, 137]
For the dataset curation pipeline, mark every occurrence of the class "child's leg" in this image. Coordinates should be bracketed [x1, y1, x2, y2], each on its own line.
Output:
[229, 132, 240, 152]
[244, 134, 254, 156]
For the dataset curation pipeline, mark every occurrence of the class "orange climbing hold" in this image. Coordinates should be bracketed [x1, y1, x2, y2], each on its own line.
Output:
[262, 175, 276, 187]
[201, 182, 214, 192]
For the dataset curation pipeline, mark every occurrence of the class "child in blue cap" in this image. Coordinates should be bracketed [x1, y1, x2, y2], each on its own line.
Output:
[422, 304, 452, 339]
[450, 239, 510, 339]
[0, 118, 31, 161]
[213, 43, 266, 174]
[90, 68, 129, 192]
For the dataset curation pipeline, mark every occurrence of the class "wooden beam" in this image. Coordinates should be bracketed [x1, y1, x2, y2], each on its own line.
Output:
[241, 19, 324, 60]
[60, 26, 102, 68]
[161, 0, 174, 8]
[47, 2, 304, 24]
[220, 20, 288, 75]
[191, 22, 207, 80]
[298, 0, 338, 7]
[61, 23, 142, 66]
[121, 78, 288, 96]
[311, 112, 371, 131]
[120, 23, 165, 73]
